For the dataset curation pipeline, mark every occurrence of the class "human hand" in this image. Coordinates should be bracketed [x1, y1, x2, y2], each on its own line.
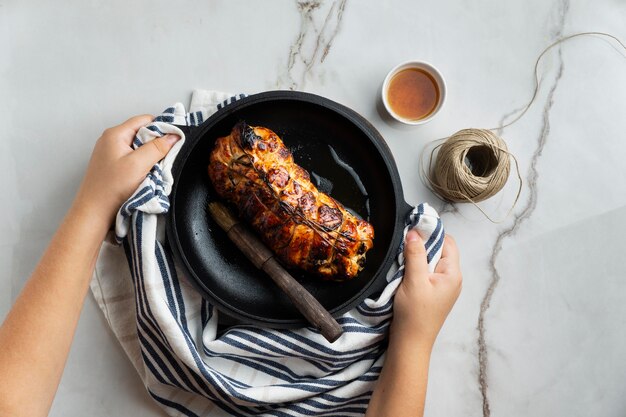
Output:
[391, 230, 462, 349]
[74, 115, 180, 225]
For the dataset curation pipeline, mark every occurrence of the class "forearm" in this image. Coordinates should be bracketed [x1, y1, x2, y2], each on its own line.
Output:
[0, 197, 110, 416]
[366, 331, 433, 417]
[367, 231, 462, 417]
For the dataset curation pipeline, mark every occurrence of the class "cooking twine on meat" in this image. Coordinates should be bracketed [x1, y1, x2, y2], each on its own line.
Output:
[421, 31, 626, 223]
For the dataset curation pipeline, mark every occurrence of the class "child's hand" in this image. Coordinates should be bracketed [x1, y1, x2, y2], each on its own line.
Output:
[74, 115, 180, 225]
[392, 230, 462, 348]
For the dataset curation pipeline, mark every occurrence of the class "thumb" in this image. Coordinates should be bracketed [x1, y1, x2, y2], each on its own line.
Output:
[128, 134, 180, 171]
[403, 229, 429, 282]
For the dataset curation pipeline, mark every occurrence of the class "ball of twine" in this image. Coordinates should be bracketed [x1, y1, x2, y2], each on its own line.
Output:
[432, 129, 510, 202]
[423, 128, 522, 222]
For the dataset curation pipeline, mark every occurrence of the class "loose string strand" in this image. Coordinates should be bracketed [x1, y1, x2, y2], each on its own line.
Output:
[494, 31, 626, 131]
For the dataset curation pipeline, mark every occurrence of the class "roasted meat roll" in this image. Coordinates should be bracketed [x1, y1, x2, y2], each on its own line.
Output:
[207, 122, 374, 280]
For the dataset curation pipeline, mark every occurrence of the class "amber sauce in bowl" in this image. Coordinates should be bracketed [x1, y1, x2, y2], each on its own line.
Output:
[381, 61, 446, 125]
[387, 68, 439, 120]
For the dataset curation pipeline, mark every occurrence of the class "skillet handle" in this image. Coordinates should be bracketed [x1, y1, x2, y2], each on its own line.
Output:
[401, 200, 414, 217]
[175, 124, 196, 138]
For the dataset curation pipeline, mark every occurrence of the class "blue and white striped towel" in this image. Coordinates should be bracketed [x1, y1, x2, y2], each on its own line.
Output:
[91, 89, 444, 417]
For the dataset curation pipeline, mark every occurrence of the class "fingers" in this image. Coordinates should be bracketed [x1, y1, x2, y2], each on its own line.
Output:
[120, 114, 154, 132]
[102, 114, 154, 145]
[435, 235, 459, 272]
[433, 235, 462, 287]
[126, 134, 181, 173]
[403, 229, 429, 282]
[441, 234, 459, 263]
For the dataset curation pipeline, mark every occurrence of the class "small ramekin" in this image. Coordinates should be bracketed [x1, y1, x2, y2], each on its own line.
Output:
[381, 60, 447, 125]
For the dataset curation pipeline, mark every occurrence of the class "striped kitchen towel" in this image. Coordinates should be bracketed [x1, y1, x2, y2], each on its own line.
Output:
[91, 89, 444, 417]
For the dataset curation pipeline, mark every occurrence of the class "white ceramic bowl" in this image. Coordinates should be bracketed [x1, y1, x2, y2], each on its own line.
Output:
[381, 60, 447, 125]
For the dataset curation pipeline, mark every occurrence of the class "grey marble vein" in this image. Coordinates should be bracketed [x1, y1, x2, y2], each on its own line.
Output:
[476, 1, 570, 416]
[320, 0, 346, 62]
[277, 0, 347, 90]
[495, 103, 528, 135]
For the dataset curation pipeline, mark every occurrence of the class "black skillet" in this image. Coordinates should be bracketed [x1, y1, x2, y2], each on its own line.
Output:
[167, 91, 412, 328]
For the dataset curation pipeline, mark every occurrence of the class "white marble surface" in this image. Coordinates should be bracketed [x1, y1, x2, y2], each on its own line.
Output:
[2, 0, 626, 416]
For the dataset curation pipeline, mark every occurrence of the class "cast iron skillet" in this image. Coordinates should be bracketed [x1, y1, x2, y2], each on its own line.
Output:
[167, 91, 411, 328]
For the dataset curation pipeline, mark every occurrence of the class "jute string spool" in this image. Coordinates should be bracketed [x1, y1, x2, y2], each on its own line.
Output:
[422, 129, 522, 222]
[422, 31, 626, 222]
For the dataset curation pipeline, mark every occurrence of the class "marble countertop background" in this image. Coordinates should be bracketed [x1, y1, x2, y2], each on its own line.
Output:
[2, 0, 626, 416]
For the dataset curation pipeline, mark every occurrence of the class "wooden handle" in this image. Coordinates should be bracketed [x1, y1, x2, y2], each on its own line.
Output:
[208, 202, 344, 343]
